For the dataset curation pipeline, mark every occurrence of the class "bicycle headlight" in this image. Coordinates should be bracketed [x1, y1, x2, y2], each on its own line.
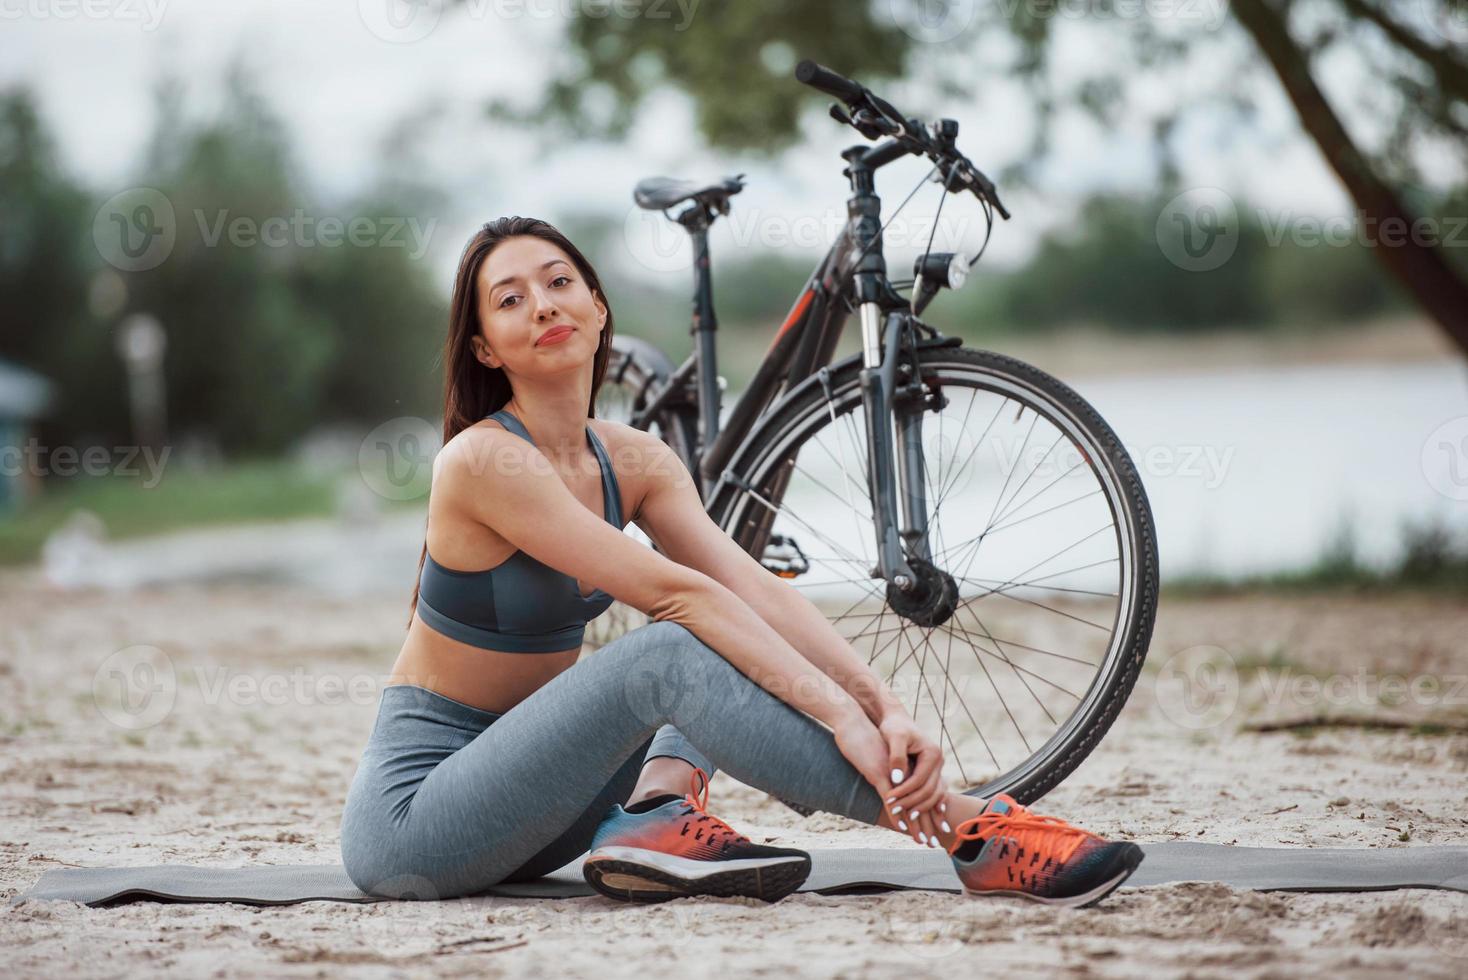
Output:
[914, 251, 968, 292]
[946, 252, 968, 290]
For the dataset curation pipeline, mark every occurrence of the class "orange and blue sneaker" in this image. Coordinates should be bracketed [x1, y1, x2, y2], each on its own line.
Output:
[582, 767, 811, 903]
[947, 793, 1143, 908]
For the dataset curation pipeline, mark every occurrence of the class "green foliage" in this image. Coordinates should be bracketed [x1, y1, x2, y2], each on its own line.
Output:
[1165, 514, 1468, 595]
[490, 0, 909, 153]
[0, 90, 111, 439]
[0, 460, 342, 565]
[633, 192, 1410, 342]
[523, 0, 1465, 334]
[951, 193, 1407, 332]
[0, 68, 447, 458]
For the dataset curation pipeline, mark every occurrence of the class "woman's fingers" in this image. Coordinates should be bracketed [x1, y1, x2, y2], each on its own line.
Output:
[886, 730, 911, 792]
[899, 757, 949, 846]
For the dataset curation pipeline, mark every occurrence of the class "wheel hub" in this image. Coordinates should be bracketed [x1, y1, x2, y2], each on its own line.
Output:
[885, 556, 959, 628]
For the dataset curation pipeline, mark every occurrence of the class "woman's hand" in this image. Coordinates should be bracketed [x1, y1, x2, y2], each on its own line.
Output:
[831, 710, 899, 808]
[876, 710, 948, 847]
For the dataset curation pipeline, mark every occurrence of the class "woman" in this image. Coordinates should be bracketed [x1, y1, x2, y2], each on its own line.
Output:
[338, 216, 1144, 908]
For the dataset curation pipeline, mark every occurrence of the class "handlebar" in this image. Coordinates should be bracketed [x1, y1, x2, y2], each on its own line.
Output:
[793, 59, 1010, 221]
[794, 59, 864, 104]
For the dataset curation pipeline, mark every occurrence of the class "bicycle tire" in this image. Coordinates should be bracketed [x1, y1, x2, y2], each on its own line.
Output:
[598, 335, 699, 467]
[708, 344, 1159, 805]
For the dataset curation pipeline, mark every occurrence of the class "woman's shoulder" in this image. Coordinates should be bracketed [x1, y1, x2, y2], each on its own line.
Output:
[433, 418, 528, 489]
[588, 416, 682, 472]
[587, 414, 652, 456]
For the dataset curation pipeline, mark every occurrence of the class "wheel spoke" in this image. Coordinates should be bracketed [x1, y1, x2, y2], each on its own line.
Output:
[718, 351, 1150, 802]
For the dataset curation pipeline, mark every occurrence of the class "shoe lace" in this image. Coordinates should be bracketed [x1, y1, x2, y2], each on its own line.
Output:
[678, 766, 751, 851]
[946, 794, 1103, 865]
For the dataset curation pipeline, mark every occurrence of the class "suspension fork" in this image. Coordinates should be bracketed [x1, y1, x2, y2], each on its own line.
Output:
[858, 303, 931, 590]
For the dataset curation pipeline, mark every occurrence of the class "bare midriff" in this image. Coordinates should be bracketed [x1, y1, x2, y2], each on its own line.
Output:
[385, 613, 582, 714]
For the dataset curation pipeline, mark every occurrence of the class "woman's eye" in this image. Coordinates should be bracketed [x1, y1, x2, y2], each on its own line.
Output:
[551, 275, 570, 287]
[499, 294, 518, 308]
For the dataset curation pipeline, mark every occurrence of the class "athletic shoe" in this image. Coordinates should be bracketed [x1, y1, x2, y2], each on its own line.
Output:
[947, 793, 1143, 908]
[582, 767, 811, 902]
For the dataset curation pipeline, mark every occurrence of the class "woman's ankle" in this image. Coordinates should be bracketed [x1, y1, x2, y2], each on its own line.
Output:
[627, 756, 696, 806]
[877, 791, 985, 851]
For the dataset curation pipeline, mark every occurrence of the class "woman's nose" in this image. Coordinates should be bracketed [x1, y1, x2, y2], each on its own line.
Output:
[529, 285, 559, 320]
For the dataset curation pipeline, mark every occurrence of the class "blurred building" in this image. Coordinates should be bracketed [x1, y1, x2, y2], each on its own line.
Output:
[0, 358, 52, 514]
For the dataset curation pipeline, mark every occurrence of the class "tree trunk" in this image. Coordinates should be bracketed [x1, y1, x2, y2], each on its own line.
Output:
[1230, 0, 1468, 351]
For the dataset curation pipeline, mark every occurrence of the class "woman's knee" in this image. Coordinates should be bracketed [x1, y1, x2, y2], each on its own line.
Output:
[621, 621, 725, 670]
[607, 621, 734, 726]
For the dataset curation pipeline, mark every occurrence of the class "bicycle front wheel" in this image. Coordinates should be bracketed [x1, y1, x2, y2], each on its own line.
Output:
[709, 345, 1159, 804]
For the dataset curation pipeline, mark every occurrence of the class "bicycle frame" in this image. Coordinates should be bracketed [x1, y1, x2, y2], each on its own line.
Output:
[627, 138, 952, 593]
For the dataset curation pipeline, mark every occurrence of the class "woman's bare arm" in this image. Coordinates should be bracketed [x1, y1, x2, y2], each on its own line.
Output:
[433, 425, 866, 732]
[626, 432, 906, 726]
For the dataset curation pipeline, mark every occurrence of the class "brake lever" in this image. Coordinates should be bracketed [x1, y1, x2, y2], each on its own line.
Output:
[847, 107, 892, 141]
[953, 158, 1011, 221]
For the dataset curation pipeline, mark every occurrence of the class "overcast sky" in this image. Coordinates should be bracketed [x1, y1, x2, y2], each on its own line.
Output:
[5, 0, 1369, 285]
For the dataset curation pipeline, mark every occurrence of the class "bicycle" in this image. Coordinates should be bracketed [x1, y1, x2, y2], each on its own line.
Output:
[593, 60, 1159, 806]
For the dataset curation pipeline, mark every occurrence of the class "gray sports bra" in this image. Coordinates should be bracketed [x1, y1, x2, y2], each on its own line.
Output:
[415, 408, 623, 653]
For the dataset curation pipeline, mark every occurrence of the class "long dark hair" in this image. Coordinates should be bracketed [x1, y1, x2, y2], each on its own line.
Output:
[408, 216, 616, 624]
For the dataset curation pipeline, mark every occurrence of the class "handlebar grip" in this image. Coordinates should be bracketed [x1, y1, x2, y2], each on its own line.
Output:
[795, 60, 865, 104]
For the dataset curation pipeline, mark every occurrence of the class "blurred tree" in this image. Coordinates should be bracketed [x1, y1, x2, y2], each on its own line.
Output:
[2, 66, 448, 459]
[130, 65, 446, 453]
[127, 67, 335, 453]
[0, 88, 117, 445]
[497, 0, 1468, 349]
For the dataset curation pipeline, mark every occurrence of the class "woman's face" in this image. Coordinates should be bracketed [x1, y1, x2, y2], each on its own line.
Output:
[471, 235, 606, 376]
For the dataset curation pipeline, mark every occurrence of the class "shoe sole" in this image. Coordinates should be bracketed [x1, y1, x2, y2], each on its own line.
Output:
[582, 846, 811, 903]
[961, 846, 1145, 909]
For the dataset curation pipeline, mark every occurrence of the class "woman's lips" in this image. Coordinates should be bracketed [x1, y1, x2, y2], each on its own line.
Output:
[535, 325, 575, 347]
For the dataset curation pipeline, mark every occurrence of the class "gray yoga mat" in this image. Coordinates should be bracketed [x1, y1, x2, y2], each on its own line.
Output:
[15, 843, 1468, 907]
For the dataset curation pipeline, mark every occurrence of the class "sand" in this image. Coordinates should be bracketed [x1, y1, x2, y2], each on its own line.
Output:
[2, 571, 1467, 978]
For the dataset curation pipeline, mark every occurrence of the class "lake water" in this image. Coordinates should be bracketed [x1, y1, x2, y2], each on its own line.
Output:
[37, 358, 1468, 594]
[1068, 358, 1468, 578]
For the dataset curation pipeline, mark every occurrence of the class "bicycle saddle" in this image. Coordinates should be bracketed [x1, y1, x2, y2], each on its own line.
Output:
[633, 174, 746, 212]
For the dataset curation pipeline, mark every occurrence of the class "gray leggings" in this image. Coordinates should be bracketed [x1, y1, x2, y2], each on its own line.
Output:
[339, 620, 886, 898]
